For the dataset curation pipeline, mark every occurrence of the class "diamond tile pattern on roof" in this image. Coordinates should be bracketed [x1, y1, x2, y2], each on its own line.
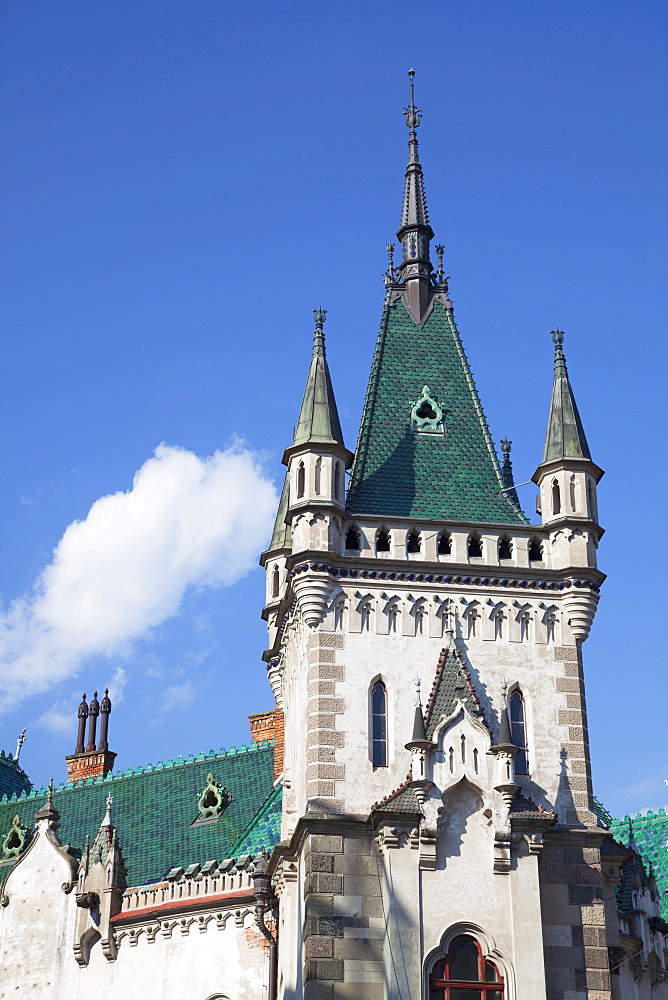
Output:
[229, 784, 282, 858]
[0, 744, 279, 888]
[0, 753, 31, 799]
[424, 647, 486, 740]
[347, 297, 526, 524]
[610, 811, 668, 920]
[376, 783, 421, 815]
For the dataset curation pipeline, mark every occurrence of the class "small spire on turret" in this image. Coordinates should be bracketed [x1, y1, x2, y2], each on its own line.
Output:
[14, 729, 26, 764]
[35, 777, 59, 823]
[542, 329, 591, 464]
[500, 439, 520, 507]
[102, 793, 113, 829]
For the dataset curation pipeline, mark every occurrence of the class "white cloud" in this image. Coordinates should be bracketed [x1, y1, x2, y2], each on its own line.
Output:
[156, 681, 196, 718]
[0, 444, 277, 709]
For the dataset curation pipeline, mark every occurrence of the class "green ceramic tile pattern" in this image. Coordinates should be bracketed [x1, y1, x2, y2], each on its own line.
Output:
[424, 648, 485, 740]
[0, 753, 32, 799]
[347, 297, 527, 524]
[0, 742, 281, 888]
[610, 811, 668, 920]
[377, 783, 421, 814]
[229, 783, 282, 857]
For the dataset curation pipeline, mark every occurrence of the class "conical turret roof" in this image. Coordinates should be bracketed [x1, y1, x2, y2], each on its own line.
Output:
[291, 309, 345, 450]
[542, 329, 591, 463]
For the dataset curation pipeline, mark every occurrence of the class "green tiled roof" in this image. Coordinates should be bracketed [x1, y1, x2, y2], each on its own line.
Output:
[0, 752, 32, 800]
[610, 811, 668, 920]
[424, 646, 486, 740]
[347, 297, 527, 524]
[0, 742, 281, 889]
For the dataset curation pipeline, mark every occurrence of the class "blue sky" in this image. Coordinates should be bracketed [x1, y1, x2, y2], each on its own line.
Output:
[0, 0, 666, 818]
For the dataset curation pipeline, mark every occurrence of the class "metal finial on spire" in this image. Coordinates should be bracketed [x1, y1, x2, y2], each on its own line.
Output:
[551, 328, 568, 380]
[404, 68, 422, 130]
[500, 438, 511, 456]
[102, 793, 113, 827]
[414, 676, 422, 708]
[14, 729, 26, 763]
[313, 307, 326, 355]
[501, 678, 508, 698]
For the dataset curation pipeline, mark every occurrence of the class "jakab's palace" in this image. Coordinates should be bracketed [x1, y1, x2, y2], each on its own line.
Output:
[0, 74, 666, 1000]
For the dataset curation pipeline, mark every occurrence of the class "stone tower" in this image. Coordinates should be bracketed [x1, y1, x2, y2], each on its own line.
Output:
[262, 73, 613, 1000]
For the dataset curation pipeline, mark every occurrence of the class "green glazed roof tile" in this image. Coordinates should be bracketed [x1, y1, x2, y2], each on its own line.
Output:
[0, 752, 32, 800]
[347, 297, 527, 524]
[0, 742, 280, 888]
[609, 811, 668, 919]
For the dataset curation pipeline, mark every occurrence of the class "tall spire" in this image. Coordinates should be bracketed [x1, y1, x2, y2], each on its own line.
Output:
[542, 330, 591, 463]
[290, 309, 346, 450]
[395, 70, 435, 323]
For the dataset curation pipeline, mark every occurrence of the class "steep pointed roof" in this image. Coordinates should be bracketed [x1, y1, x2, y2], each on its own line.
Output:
[291, 309, 346, 450]
[423, 645, 486, 740]
[347, 80, 526, 524]
[268, 473, 291, 552]
[347, 298, 526, 522]
[542, 329, 591, 463]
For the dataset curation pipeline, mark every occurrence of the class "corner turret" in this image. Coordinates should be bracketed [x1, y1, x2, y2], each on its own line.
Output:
[533, 330, 603, 528]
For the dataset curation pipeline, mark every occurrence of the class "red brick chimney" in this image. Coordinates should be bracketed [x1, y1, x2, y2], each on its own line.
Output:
[248, 708, 284, 780]
[66, 690, 116, 784]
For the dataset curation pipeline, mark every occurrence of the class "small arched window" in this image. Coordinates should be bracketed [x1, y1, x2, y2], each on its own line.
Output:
[498, 536, 512, 560]
[297, 462, 305, 499]
[509, 690, 529, 774]
[271, 565, 280, 599]
[314, 457, 322, 496]
[345, 527, 361, 550]
[407, 530, 421, 553]
[376, 529, 391, 552]
[371, 682, 387, 768]
[334, 462, 342, 500]
[528, 538, 543, 561]
[551, 478, 561, 515]
[468, 534, 483, 558]
[587, 479, 597, 520]
[429, 935, 504, 999]
[569, 474, 577, 512]
[437, 532, 451, 555]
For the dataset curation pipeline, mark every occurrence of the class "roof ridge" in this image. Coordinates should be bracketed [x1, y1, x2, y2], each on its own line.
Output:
[0, 740, 275, 804]
[227, 783, 283, 859]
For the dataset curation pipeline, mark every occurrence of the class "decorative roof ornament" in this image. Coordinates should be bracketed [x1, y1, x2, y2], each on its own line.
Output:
[102, 793, 113, 828]
[403, 68, 422, 130]
[35, 777, 60, 824]
[313, 307, 327, 356]
[499, 439, 520, 507]
[411, 385, 444, 435]
[14, 729, 26, 764]
[2, 814, 30, 860]
[195, 773, 230, 823]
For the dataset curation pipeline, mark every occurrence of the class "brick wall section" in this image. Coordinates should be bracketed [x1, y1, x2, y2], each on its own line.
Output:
[539, 837, 612, 1000]
[554, 646, 597, 826]
[248, 707, 285, 779]
[303, 832, 384, 1000]
[306, 634, 345, 813]
[65, 750, 116, 784]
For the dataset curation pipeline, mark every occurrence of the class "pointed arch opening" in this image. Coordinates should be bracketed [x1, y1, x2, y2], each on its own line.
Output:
[437, 532, 452, 556]
[370, 680, 388, 768]
[376, 528, 391, 553]
[296, 461, 305, 499]
[551, 478, 561, 515]
[528, 537, 543, 562]
[498, 536, 513, 561]
[334, 462, 342, 500]
[314, 457, 322, 496]
[468, 533, 483, 558]
[407, 529, 422, 554]
[509, 689, 529, 775]
[429, 935, 505, 999]
[345, 527, 361, 551]
[271, 565, 280, 599]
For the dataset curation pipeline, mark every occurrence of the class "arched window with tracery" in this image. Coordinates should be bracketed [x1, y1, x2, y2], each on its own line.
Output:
[509, 690, 528, 775]
[429, 935, 504, 999]
[371, 681, 387, 768]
